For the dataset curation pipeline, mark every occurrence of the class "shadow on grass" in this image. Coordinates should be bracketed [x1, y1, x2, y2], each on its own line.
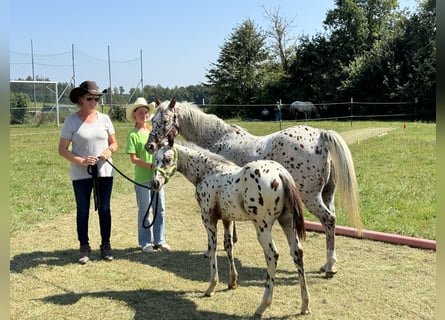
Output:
[12, 248, 319, 318]
[39, 288, 303, 320]
[11, 247, 325, 286]
[40, 289, 237, 320]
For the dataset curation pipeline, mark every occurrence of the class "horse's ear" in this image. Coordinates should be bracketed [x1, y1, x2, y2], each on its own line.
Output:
[168, 97, 176, 109]
[155, 98, 161, 106]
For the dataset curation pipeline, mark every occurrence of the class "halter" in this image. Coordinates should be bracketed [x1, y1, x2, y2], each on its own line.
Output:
[155, 146, 178, 184]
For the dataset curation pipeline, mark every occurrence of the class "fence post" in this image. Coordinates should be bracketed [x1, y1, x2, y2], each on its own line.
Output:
[350, 97, 353, 126]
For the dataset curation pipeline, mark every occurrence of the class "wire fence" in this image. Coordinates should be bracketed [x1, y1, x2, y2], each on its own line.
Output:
[10, 44, 143, 94]
[9, 98, 421, 128]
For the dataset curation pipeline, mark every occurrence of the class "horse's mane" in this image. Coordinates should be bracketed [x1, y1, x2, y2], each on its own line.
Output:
[159, 100, 238, 140]
[177, 140, 237, 166]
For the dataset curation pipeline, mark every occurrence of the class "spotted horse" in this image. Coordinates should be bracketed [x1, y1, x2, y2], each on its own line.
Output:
[150, 137, 310, 316]
[145, 99, 362, 278]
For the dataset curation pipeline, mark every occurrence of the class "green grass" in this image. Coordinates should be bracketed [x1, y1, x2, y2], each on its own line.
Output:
[10, 120, 436, 239]
[9, 120, 436, 319]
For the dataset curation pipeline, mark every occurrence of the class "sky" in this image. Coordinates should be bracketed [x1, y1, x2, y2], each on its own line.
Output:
[9, 0, 418, 92]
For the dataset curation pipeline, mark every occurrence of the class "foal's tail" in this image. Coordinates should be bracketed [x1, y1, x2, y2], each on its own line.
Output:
[322, 130, 363, 233]
[281, 172, 306, 241]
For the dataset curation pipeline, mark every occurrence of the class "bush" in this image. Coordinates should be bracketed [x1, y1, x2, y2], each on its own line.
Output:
[109, 104, 126, 122]
[10, 92, 31, 124]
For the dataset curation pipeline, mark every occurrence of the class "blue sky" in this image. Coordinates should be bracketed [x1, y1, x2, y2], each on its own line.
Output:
[10, 0, 418, 91]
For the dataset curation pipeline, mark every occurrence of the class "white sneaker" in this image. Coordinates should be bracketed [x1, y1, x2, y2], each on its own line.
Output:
[142, 244, 154, 253]
[154, 243, 171, 251]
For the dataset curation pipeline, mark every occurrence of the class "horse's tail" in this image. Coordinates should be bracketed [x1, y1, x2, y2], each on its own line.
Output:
[281, 172, 306, 241]
[322, 130, 363, 233]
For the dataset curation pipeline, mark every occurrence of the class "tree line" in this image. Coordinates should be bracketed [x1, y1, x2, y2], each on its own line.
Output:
[11, 0, 435, 123]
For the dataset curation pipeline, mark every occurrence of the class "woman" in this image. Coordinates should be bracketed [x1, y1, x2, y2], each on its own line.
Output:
[58, 80, 118, 264]
[125, 97, 170, 253]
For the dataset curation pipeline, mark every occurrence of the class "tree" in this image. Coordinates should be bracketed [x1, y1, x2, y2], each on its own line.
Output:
[205, 19, 268, 112]
[324, 0, 370, 62]
[399, 0, 435, 119]
[339, 0, 435, 114]
[263, 6, 296, 73]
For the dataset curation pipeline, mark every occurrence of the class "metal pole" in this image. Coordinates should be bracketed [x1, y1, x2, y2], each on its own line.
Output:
[108, 45, 112, 106]
[72, 44, 76, 87]
[31, 40, 36, 110]
[55, 83, 60, 127]
[140, 49, 144, 93]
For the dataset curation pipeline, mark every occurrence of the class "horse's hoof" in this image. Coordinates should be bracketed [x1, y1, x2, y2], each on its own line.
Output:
[228, 284, 237, 290]
[300, 300, 310, 314]
[253, 310, 264, 318]
[320, 266, 337, 278]
[324, 271, 337, 278]
[204, 291, 214, 297]
[300, 309, 310, 315]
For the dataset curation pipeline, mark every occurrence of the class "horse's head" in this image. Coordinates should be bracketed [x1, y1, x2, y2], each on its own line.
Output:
[150, 135, 178, 191]
[145, 98, 179, 154]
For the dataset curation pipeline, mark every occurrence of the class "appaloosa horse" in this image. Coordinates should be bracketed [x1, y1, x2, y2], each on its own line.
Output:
[150, 137, 310, 316]
[146, 99, 362, 277]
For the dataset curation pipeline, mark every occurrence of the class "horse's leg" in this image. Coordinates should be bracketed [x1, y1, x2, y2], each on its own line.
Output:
[232, 222, 238, 244]
[223, 220, 238, 290]
[203, 213, 219, 297]
[320, 176, 337, 277]
[303, 191, 337, 278]
[253, 224, 278, 316]
[278, 212, 310, 315]
[202, 220, 234, 259]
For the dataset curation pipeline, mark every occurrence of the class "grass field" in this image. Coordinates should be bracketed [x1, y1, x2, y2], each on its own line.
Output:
[10, 120, 436, 319]
[10, 120, 436, 239]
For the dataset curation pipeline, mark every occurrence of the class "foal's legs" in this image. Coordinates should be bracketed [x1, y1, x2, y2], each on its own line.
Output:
[253, 224, 278, 316]
[278, 212, 310, 315]
[203, 221, 238, 258]
[222, 220, 238, 289]
[203, 213, 219, 297]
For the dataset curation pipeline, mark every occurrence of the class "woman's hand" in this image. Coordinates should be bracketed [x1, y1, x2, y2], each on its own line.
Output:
[83, 155, 99, 166]
[99, 148, 113, 161]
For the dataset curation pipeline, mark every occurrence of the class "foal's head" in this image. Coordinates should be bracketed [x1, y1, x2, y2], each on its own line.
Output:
[150, 135, 178, 191]
[145, 98, 179, 154]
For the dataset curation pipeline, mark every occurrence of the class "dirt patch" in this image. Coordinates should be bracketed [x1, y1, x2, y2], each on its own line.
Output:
[340, 127, 396, 144]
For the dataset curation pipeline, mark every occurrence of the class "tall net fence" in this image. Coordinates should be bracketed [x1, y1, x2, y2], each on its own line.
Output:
[10, 45, 142, 95]
[10, 45, 144, 126]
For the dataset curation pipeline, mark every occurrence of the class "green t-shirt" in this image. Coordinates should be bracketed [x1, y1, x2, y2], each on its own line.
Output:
[125, 128, 154, 184]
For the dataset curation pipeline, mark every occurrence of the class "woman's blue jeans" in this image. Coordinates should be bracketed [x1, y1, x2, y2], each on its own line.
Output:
[72, 177, 113, 247]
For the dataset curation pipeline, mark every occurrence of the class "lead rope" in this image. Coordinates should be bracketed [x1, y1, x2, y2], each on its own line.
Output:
[87, 164, 100, 211]
[102, 158, 158, 229]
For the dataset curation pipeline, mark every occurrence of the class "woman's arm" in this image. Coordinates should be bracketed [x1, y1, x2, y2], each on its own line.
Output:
[58, 138, 95, 166]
